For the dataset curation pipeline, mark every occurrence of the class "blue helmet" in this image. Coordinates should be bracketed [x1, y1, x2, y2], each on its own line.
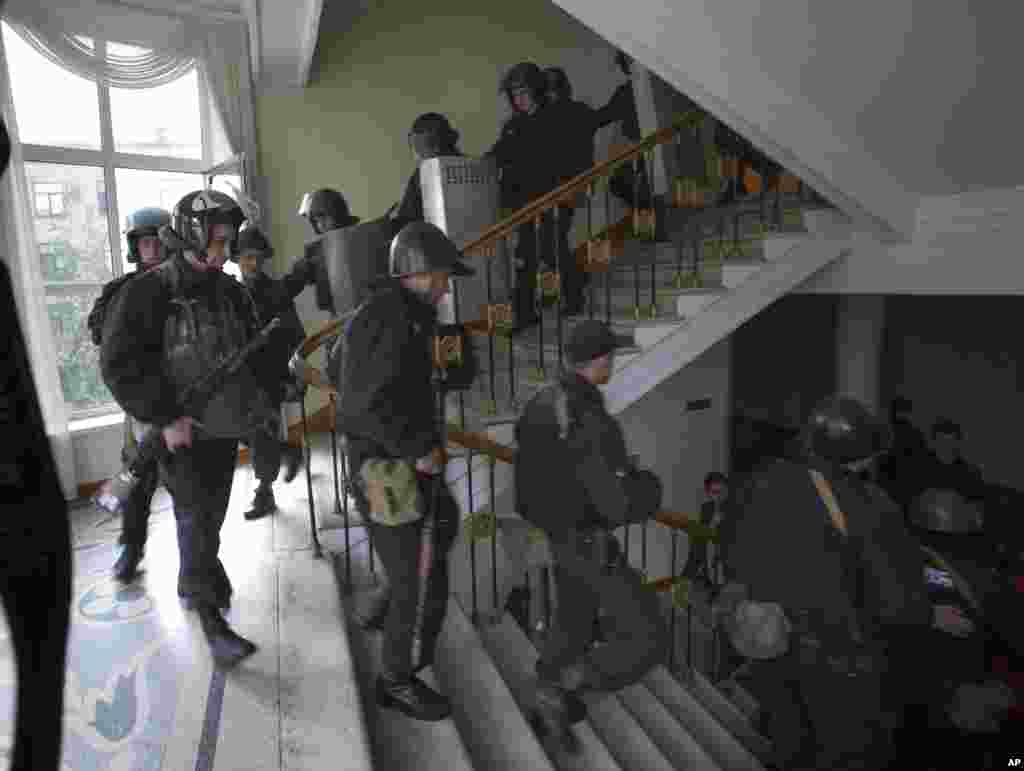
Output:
[124, 207, 171, 263]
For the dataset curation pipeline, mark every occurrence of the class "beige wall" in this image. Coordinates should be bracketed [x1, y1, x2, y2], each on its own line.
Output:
[255, 0, 626, 417]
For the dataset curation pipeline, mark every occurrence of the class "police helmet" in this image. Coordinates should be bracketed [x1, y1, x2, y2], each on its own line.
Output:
[124, 207, 171, 263]
[500, 62, 548, 106]
[909, 488, 984, 534]
[164, 190, 246, 258]
[802, 395, 892, 465]
[234, 225, 274, 263]
[389, 221, 474, 278]
[409, 113, 460, 159]
[544, 66, 572, 101]
[297, 188, 359, 234]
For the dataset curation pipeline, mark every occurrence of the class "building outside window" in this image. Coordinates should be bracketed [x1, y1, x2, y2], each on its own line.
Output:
[2, 25, 244, 419]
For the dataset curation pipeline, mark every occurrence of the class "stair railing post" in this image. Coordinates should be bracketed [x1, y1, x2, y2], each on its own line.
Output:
[489, 453, 499, 621]
[300, 394, 322, 559]
[632, 157, 641, 319]
[340, 428, 352, 590]
[503, 236, 517, 411]
[553, 205, 564, 376]
[669, 529, 678, 671]
[604, 185, 612, 325]
[534, 213, 545, 381]
[485, 249, 497, 411]
[587, 184, 595, 319]
[328, 395, 342, 515]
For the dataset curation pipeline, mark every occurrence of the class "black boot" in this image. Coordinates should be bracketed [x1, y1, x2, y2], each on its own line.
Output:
[197, 604, 257, 668]
[281, 443, 304, 484]
[529, 679, 581, 755]
[244, 482, 276, 520]
[375, 674, 451, 721]
[112, 543, 144, 583]
[354, 586, 390, 631]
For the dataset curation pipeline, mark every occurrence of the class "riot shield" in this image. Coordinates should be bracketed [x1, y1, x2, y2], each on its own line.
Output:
[305, 216, 393, 317]
[421, 156, 505, 325]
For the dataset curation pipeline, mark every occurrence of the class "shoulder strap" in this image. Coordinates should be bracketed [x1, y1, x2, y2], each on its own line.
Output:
[809, 469, 848, 536]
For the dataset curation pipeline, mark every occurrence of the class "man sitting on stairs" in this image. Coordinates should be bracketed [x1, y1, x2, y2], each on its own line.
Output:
[515, 320, 668, 754]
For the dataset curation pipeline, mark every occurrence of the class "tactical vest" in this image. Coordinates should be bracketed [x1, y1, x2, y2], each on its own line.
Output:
[156, 259, 277, 440]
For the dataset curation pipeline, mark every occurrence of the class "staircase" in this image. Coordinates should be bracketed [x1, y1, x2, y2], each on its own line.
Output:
[292, 109, 856, 768]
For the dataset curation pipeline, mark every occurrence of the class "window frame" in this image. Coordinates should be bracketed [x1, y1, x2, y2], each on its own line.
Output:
[12, 34, 222, 420]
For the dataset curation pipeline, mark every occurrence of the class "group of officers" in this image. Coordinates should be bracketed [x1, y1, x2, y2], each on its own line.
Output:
[6, 55, 997, 771]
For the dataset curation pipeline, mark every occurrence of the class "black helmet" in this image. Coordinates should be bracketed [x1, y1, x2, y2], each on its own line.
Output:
[409, 112, 460, 159]
[124, 207, 171, 263]
[298, 188, 359, 234]
[234, 225, 273, 262]
[389, 221, 474, 278]
[500, 62, 547, 107]
[544, 66, 572, 101]
[803, 395, 892, 465]
[164, 189, 246, 258]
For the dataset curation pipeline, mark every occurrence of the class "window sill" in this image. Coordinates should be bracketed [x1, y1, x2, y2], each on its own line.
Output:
[69, 411, 125, 434]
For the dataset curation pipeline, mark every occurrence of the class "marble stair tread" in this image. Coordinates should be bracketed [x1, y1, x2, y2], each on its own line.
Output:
[340, 590, 476, 771]
[643, 666, 767, 771]
[616, 682, 724, 770]
[477, 615, 623, 771]
[579, 689, 677, 771]
[682, 667, 774, 762]
[277, 553, 374, 771]
[434, 598, 556, 771]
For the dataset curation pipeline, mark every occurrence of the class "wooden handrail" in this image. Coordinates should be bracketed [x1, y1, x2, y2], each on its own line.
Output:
[462, 113, 700, 257]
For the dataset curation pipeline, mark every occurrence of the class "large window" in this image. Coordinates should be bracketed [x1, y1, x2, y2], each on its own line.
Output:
[2, 23, 244, 418]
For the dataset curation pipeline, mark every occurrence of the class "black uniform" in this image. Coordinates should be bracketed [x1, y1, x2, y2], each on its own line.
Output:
[487, 108, 563, 325]
[719, 458, 934, 770]
[593, 81, 654, 208]
[1, 259, 73, 771]
[515, 372, 667, 691]
[876, 416, 932, 510]
[100, 255, 269, 609]
[337, 280, 459, 679]
[240, 262, 313, 485]
[89, 270, 161, 560]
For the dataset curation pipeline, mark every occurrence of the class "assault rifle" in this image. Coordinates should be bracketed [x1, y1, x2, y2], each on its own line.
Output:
[93, 317, 282, 514]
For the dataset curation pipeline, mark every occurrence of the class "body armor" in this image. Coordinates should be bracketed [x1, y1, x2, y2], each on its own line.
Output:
[158, 261, 277, 439]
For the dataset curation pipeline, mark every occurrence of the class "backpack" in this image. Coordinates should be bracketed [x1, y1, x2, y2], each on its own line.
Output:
[87, 273, 137, 346]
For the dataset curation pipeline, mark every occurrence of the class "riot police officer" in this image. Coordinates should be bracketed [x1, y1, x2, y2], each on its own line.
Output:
[101, 189, 277, 667]
[298, 187, 361, 315]
[88, 207, 172, 581]
[234, 224, 310, 519]
[718, 395, 973, 770]
[515, 320, 667, 753]
[337, 221, 475, 721]
[391, 112, 464, 232]
[486, 62, 560, 332]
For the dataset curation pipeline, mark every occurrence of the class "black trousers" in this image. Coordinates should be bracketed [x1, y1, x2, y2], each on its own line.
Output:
[514, 207, 584, 320]
[247, 431, 285, 484]
[537, 534, 667, 692]
[118, 461, 160, 548]
[159, 437, 238, 604]
[0, 519, 72, 771]
[349, 448, 460, 679]
[744, 643, 893, 770]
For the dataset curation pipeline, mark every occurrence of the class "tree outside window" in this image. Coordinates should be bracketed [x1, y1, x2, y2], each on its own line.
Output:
[2, 23, 233, 418]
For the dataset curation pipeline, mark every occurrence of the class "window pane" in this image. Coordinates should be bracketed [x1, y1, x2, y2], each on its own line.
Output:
[45, 284, 116, 413]
[109, 67, 202, 159]
[25, 163, 111, 283]
[114, 168, 203, 272]
[1, 23, 101, 150]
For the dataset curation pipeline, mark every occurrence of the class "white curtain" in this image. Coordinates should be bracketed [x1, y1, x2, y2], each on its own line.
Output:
[0, 29, 76, 499]
[197, 21, 263, 219]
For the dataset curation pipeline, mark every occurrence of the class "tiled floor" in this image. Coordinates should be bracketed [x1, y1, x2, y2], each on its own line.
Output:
[0, 437, 367, 771]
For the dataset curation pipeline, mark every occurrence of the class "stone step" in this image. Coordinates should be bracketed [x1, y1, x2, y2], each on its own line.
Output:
[684, 668, 774, 762]
[478, 614, 624, 771]
[434, 598, 556, 771]
[644, 666, 766, 771]
[340, 589, 476, 771]
[616, 682, 724, 770]
[581, 689, 678, 771]
[278, 553, 374, 771]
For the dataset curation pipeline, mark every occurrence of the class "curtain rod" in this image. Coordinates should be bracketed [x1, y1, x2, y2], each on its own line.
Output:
[98, 0, 246, 23]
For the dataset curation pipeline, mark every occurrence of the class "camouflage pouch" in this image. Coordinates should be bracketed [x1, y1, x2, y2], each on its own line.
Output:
[359, 458, 424, 527]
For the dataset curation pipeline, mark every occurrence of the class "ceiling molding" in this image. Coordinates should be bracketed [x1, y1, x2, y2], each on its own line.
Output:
[100, 0, 245, 21]
[255, 0, 324, 89]
[296, 0, 324, 87]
